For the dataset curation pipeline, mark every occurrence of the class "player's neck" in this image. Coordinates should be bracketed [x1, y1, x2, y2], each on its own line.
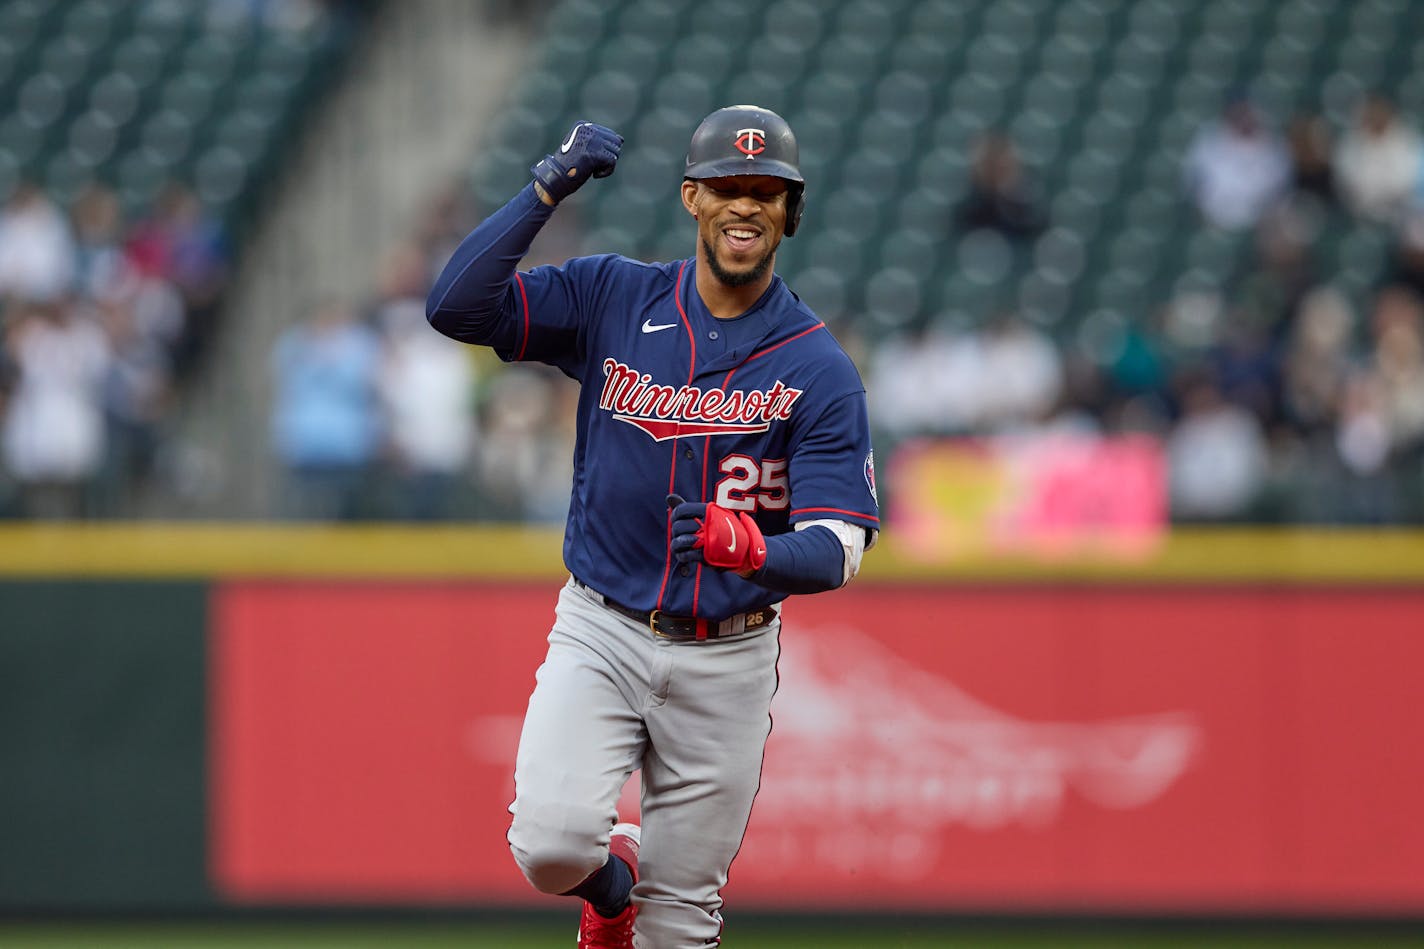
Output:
[693, 254, 775, 320]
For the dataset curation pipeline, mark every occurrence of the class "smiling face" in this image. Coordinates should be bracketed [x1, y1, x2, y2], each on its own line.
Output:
[682, 175, 789, 289]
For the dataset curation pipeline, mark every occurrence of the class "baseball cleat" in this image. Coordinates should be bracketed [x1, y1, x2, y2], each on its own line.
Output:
[577, 822, 641, 949]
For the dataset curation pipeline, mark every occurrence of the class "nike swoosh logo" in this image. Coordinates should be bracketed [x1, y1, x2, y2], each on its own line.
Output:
[727, 532, 737, 553]
[641, 319, 677, 334]
[560, 124, 582, 153]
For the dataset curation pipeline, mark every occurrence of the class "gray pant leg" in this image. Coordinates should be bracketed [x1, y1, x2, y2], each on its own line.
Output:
[507, 584, 649, 894]
[633, 625, 781, 949]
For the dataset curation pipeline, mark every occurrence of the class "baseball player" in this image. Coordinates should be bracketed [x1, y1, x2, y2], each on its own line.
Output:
[427, 105, 878, 948]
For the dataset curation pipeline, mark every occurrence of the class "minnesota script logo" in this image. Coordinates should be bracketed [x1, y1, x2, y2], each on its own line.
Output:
[599, 358, 804, 441]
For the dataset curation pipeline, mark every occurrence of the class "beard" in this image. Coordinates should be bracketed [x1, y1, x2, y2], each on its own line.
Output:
[702, 235, 777, 287]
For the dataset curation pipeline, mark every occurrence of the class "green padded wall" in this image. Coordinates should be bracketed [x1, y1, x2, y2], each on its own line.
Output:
[0, 581, 210, 909]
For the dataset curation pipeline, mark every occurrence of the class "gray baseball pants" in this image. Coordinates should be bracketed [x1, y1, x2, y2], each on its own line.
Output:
[507, 577, 781, 948]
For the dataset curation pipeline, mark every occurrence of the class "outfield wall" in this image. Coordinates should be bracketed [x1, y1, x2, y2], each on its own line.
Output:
[1, 526, 1422, 915]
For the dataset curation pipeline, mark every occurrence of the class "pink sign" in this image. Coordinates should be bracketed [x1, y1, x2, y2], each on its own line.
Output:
[888, 434, 1167, 561]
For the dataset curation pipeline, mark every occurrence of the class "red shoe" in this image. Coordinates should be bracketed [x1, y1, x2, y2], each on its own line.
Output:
[577, 822, 640, 949]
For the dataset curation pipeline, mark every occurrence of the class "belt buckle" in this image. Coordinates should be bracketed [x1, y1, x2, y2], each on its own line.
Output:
[648, 609, 668, 638]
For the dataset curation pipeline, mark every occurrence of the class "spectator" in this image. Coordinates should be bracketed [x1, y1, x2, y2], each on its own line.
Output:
[270, 299, 383, 519]
[1369, 285, 1424, 458]
[1182, 95, 1291, 231]
[96, 296, 172, 512]
[1330, 362, 1405, 523]
[69, 183, 128, 301]
[866, 324, 979, 437]
[474, 366, 570, 522]
[1284, 112, 1337, 206]
[956, 131, 1048, 241]
[1383, 208, 1424, 301]
[975, 311, 1064, 429]
[1335, 367, 1391, 477]
[1102, 306, 1173, 417]
[1280, 285, 1353, 436]
[1205, 315, 1279, 426]
[1237, 201, 1321, 340]
[1165, 374, 1270, 520]
[374, 243, 476, 519]
[1334, 92, 1422, 224]
[0, 300, 111, 518]
[0, 181, 76, 303]
[124, 181, 228, 375]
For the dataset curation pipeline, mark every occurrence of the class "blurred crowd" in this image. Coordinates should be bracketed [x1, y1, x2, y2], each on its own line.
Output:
[868, 90, 1424, 523]
[0, 178, 227, 518]
[5, 86, 1424, 524]
[267, 184, 583, 522]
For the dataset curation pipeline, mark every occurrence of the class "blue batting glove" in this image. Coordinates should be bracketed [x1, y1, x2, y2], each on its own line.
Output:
[532, 121, 623, 203]
[667, 494, 709, 564]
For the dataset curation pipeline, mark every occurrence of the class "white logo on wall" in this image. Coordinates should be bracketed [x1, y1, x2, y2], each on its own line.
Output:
[766, 624, 1201, 819]
[468, 622, 1203, 880]
[745, 624, 1204, 876]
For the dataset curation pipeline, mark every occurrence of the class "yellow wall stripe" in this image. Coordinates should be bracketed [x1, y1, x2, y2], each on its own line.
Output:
[0, 524, 1421, 582]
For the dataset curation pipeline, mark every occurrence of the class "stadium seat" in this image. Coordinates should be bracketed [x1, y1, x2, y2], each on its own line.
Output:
[445, 0, 1424, 353]
[0, 0, 357, 250]
[863, 265, 925, 333]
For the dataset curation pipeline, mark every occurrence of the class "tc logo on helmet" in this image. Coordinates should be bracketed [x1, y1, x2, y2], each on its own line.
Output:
[734, 128, 766, 158]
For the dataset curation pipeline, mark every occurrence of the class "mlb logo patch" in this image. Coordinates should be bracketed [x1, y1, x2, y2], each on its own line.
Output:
[864, 450, 877, 504]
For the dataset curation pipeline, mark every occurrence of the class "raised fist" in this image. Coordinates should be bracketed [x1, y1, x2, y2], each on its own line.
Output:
[531, 121, 623, 204]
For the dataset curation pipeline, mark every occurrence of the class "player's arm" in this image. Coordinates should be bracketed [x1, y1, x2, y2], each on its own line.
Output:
[425, 122, 622, 345]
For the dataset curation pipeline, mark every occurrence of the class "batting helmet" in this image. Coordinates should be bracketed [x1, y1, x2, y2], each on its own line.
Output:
[684, 105, 805, 236]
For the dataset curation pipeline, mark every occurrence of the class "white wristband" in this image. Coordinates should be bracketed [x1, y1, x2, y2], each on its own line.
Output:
[795, 518, 874, 587]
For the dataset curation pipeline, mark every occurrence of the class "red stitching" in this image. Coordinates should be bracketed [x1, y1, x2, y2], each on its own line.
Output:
[657, 261, 693, 612]
[792, 506, 880, 522]
[513, 272, 531, 361]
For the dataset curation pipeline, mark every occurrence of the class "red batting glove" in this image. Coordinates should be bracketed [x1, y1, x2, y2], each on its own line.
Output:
[668, 495, 768, 575]
[698, 503, 768, 573]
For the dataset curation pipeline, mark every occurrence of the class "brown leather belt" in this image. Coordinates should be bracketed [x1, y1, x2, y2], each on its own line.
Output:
[574, 579, 777, 641]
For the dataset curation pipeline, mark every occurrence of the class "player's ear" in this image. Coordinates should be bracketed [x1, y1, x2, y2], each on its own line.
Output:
[681, 179, 699, 218]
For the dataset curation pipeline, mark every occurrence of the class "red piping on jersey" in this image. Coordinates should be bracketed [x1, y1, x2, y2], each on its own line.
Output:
[760, 324, 877, 524]
[745, 321, 825, 362]
[660, 297, 836, 613]
[691, 363, 742, 627]
[513, 272, 531, 361]
[792, 505, 880, 523]
[656, 260, 693, 613]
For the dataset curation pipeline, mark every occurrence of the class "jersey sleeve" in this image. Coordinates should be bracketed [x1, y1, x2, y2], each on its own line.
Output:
[426, 183, 611, 377]
[786, 386, 880, 536]
[496, 254, 615, 376]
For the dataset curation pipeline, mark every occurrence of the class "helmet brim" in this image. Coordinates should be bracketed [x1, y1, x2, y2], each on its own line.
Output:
[683, 158, 804, 184]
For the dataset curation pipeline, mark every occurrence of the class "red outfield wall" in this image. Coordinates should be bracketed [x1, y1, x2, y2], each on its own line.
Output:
[211, 581, 1424, 913]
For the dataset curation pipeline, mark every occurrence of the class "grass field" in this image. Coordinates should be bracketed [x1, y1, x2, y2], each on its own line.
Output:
[0, 919, 1419, 949]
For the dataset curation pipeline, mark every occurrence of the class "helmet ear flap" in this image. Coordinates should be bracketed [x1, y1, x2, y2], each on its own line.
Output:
[784, 183, 804, 237]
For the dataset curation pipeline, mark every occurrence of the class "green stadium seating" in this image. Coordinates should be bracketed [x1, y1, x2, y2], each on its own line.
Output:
[468, 0, 1423, 337]
[0, 0, 360, 230]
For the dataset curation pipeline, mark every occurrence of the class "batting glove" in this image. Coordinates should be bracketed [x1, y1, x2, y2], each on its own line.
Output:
[531, 121, 623, 203]
[667, 494, 768, 575]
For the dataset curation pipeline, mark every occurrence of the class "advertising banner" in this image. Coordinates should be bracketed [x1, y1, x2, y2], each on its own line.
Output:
[887, 434, 1167, 562]
[211, 581, 1424, 912]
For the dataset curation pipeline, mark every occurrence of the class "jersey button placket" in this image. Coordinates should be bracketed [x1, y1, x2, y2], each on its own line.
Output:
[675, 439, 694, 576]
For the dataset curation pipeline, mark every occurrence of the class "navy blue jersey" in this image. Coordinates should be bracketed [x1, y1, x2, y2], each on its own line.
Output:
[431, 185, 878, 618]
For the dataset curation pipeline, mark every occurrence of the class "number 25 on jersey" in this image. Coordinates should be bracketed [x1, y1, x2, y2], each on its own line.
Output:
[715, 455, 788, 511]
